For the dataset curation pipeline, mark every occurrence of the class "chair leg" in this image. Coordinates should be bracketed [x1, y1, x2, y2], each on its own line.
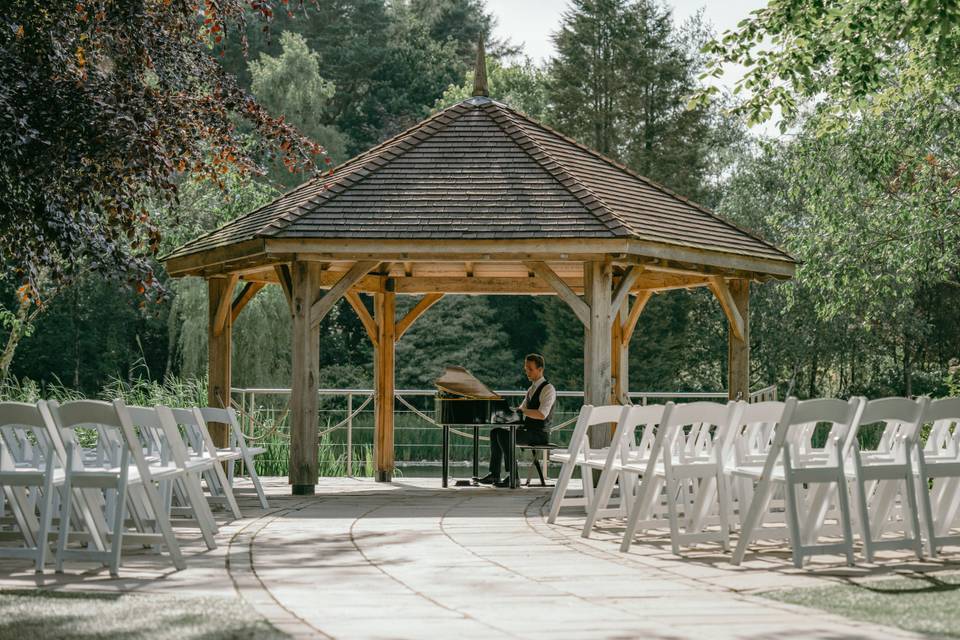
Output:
[547, 460, 576, 524]
[35, 463, 56, 573]
[582, 466, 619, 538]
[533, 457, 546, 487]
[55, 452, 75, 574]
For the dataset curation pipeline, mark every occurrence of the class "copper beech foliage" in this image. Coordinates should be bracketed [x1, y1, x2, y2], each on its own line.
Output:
[1, 1, 326, 305]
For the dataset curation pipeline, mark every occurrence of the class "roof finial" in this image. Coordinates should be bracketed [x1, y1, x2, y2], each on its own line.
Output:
[472, 36, 489, 97]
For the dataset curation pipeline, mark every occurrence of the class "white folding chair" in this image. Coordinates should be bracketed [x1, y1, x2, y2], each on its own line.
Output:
[49, 399, 186, 575]
[547, 405, 625, 524]
[199, 407, 269, 509]
[725, 401, 785, 530]
[127, 405, 219, 550]
[581, 403, 665, 538]
[915, 397, 960, 556]
[620, 401, 739, 554]
[846, 397, 926, 561]
[0, 402, 68, 572]
[731, 397, 861, 568]
[169, 407, 242, 520]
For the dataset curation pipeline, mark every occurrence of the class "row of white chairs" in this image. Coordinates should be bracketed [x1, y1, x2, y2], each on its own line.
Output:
[0, 399, 269, 575]
[548, 396, 960, 567]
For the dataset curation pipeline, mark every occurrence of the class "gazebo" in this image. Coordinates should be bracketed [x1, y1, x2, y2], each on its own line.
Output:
[163, 48, 795, 494]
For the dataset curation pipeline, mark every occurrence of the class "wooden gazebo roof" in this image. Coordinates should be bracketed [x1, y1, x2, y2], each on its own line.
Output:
[165, 96, 794, 280]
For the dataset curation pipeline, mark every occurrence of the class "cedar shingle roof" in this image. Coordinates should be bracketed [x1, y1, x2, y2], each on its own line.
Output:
[165, 97, 793, 265]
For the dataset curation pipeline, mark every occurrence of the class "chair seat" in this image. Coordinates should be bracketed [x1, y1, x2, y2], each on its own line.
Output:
[0, 468, 66, 485]
[69, 463, 183, 488]
[518, 443, 562, 450]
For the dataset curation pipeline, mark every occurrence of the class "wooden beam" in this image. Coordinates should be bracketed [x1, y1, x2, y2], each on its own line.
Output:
[289, 261, 323, 494]
[212, 274, 238, 337]
[526, 261, 590, 326]
[621, 291, 652, 346]
[583, 260, 614, 449]
[709, 276, 745, 342]
[344, 290, 379, 348]
[727, 280, 750, 401]
[611, 266, 643, 318]
[230, 281, 265, 323]
[396, 293, 443, 340]
[207, 278, 233, 447]
[310, 260, 378, 330]
[374, 288, 396, 482]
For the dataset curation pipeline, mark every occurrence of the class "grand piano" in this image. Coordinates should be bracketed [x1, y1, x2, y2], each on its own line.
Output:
[434, 366, 519, 488]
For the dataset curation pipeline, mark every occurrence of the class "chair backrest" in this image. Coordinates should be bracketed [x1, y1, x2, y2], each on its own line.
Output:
[619, 403, 667, 464]
[564, 404, 627, 458]
[769, 397, 863, 468]
[728, 400, 784, 467]
[850, 396, 928, 458]
[48, 399, 151, 479]
[127, 405, 192, 468]
[661, 401, 737, 464]
[922, 397, 960, 458]
[168, 407, 215, 458]
[199, 406, 241, 448]
[0, 401, 61, 471]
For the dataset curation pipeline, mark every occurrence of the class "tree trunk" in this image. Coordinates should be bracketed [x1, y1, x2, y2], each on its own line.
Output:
[0, 296, 31, 382]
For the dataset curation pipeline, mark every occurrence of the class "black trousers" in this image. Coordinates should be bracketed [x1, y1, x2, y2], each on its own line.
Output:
[489, 426, 548, 477]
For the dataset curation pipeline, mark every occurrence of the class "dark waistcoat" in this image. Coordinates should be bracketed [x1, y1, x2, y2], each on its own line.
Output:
[523, 380, 551, 429]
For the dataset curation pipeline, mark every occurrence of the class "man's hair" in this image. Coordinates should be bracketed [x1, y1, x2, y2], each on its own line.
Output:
[525, 353, 545, 370]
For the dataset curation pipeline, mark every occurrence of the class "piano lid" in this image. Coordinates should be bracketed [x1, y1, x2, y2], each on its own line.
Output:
[433, 366, 502, 400]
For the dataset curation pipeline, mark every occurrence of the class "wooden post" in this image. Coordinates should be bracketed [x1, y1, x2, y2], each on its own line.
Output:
[583, 260, 613, 449]
[611, 308, 629, 405]
[373, 282, 396, 482]
[207, 277, 234, 448]
[289, 261, 322, 495]
[727, 279, 750, 401]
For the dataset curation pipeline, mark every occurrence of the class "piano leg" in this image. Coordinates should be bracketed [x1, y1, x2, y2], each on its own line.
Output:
[509, 425, 518, 489]
[442, 424, 449, 488]
[472, 425, 479, 479]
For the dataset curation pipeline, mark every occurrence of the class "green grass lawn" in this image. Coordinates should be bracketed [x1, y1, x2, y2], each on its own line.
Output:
[0, 589, 288, 640]
[763, 572, 960, 638]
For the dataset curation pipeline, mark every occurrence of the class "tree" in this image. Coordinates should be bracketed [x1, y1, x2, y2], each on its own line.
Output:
[249, 31, 350, 186]
[395, 296, 515, 389]
[695, 0, 960, 124]
[548, 0, 734, 201]
[1, 1, 323, 380]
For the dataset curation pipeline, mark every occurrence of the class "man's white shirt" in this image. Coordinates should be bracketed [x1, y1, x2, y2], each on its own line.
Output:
[518, 376, 556, 418]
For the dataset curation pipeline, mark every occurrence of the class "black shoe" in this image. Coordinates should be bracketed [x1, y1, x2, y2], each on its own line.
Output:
[477, 473, 499, 485]
[495, 476, 514, 488]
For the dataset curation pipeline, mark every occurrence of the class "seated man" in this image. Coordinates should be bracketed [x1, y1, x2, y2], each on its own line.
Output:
[479, 353, 555, 487]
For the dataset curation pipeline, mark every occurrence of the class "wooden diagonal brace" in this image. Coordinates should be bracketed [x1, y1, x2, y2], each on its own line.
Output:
[274, 265, 294, 307]
[525, 261, 590, 327]
[396, 293, 443, 340]
[344, 290, 378, 348]
[621, 291, 652, 346]
[611, 266, 643, 319]
[231, 282, 265, 323]
[212, 274, 238, 337]
[709, 276, 745, 342]
[310, 261, 379, 329]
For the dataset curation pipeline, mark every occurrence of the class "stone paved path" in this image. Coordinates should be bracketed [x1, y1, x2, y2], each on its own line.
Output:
[1, 477, 958, 639]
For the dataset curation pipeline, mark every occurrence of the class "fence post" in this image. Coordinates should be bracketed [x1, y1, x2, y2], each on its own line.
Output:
[346, 392, 353, 477]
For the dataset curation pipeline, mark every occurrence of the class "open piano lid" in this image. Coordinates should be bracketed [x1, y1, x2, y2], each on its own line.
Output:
[433, 366, 502, 400]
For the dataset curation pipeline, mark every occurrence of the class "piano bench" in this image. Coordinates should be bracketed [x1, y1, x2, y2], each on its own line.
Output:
[517, 443, 563, 487]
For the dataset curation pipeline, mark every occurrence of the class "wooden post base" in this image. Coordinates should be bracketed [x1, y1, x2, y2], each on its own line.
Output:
[375, 471, 393, 483]
[291, 484, 316, 496]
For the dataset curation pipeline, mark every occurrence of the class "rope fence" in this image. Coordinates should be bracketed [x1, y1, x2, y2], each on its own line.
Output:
[229, 385, 777, 476]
